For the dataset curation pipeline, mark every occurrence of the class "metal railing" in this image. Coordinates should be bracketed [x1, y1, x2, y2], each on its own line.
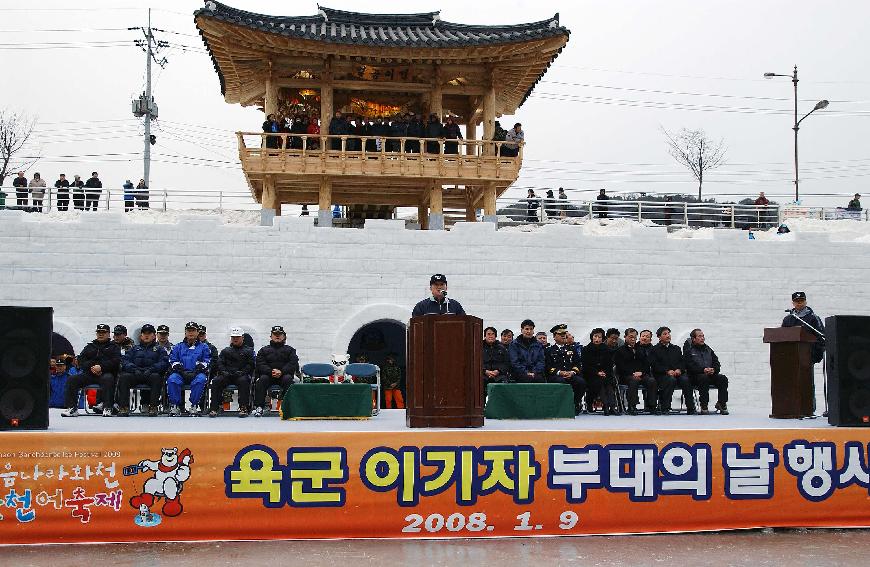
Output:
[498, 197, 869, 229]
[0, 187, 260, 214]
[2, 188, 867, 230]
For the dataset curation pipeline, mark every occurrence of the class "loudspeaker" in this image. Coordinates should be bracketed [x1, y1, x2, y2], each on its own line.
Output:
[826, 315, 870, 426]
[0, 306, 52, 430]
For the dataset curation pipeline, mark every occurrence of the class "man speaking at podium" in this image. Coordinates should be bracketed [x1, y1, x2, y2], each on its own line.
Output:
[412, 274, 466, 316]
[782, 291, 825, 364]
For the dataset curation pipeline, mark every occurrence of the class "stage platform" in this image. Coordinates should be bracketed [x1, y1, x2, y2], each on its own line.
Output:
[1, 407, 867, 545]
[43, 407, 833, 433]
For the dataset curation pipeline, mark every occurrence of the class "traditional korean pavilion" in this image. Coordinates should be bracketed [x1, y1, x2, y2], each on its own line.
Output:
[194, 1, 569, 227]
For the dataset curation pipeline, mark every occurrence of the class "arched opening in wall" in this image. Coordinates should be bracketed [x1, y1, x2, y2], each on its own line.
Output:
[346, 320, 406, 370]
[51, 332, 75, 360]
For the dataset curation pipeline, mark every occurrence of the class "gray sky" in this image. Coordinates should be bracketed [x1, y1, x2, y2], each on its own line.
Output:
[2, 0, 869, 206]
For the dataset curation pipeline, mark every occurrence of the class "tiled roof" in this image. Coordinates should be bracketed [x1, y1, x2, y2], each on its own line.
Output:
[194, 1, 569, 48]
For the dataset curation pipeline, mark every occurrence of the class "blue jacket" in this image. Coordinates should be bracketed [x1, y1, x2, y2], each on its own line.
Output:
[169, 339, 211, 373]
[508, 336, 545, 380]
[122, 340, 169, 374]
[50, 368, 80, 408]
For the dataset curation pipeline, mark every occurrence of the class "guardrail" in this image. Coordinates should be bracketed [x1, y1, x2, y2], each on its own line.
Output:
[1, 188, 866, 230]
[497, 197, 869, 229]
[0, 187, 261, 213]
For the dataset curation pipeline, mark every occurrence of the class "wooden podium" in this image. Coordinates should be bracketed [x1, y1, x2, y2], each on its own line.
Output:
[763, 327, 817, 418]
[406, 314, 484, 428]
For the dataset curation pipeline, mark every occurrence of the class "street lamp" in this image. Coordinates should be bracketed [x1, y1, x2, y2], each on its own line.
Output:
[764, 66, 830, 203]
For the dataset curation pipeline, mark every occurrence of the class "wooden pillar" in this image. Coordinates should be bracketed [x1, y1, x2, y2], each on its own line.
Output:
[429, 65, 442, 119]
[318, 176, 333, 228]
[320, 57, 333, 127]
[261, 174, 277, 226]
[482, 84, 496, 156]
[265, 62, 278, 117]
[417, 204, 429, 230]
[482, 181, 498, 224]
[465, 120, 477, 156]
[429, 181, 444, 230]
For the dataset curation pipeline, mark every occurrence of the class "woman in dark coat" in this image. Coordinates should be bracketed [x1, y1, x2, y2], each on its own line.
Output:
[262, 113, 282, 149]
[443, 117, 463, 154]
[581, 328, 617, 414]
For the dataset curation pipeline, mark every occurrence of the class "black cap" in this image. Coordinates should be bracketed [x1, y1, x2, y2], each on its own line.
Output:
[113, 325, 127, 335]
[184, 321, 199, 330]
[141, 324, 156, 334]
[792, 291, 807, 301]
[156, 324, 169, 333]
[198, 324, 207, 333]
[96, 324, 110, 332]
[271, 325, 286, 335]
[430, 274, 447, 285]
[550, 324, 568, 335]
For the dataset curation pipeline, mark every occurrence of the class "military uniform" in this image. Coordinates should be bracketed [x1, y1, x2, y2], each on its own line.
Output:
[545, 324, 586, 415]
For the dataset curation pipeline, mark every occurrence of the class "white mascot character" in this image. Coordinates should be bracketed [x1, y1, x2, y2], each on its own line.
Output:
[331, 353, 352, 383]
[129, 447, 193, 517]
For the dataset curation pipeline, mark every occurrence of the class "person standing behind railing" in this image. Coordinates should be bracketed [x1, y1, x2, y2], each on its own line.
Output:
[596, 188, 609, 219]
[328, 110, 346, 150]
[12, 171, 28, 207]
[54, 173, 70, 211]
[525, 189, 539, 222]
[29, 172, 46, 212]
[848, 193, 862, 210]
[135, 178, 149, 209]
[425, 113, 443, 153]
[558, 187, 568, 218]
[306, 117, 320, 150]
[501, 123, 523, 157]
[754, 191, 770, 228]
[262, 113, 282, 149]
[123, 179, 135, 212]
[84, 171, 102, 211]
[71, 174, 85, 210]
[371, 117, 387, 151]
[406, 113, 423, 153]
[443, 116, 462, 154]
[388, 114, 405, 152]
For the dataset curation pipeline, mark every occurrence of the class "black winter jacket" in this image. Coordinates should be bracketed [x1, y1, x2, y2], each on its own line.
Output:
[482, 341, 510, 379]
[256, 341, 300, 377]
[614, 343, 650, 378]
[683, 343, 721, 376]
[218, 344, 256, 376]
[121, 340, 169, 374]
[581, 342, 614, 380]
[79, 339, 121, 374]
[648, 343, 686, 376]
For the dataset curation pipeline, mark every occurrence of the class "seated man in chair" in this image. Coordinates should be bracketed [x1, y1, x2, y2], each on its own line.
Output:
[648, 326, 690, 414]
[545, 324, 586, 416]
[614, 328, 656, 415]
[63, 323, 121, 417]
[209, 327, 256, 418]
[167, 321, 211, 416]
[253, 325, 300, 416]
[117, 323, 168, 417]
[683, 328, 729, 415]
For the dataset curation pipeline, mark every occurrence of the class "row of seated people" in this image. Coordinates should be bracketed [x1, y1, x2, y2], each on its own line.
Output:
[482, 321, 729, 416]
[60, 322, 299, 418]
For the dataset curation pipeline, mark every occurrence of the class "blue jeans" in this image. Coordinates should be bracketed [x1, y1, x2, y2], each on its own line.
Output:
[167, 371, 207, 406]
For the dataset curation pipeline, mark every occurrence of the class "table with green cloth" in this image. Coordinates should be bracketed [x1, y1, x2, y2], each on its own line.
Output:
[281, 383, 372, 419]
[484, 383, 575, 419]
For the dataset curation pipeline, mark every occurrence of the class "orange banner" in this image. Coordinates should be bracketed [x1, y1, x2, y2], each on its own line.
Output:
[1, 429, 869, 543]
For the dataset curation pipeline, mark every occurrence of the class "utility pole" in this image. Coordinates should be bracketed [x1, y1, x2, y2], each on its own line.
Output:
[132, 9, 166, 190]
[144, 8, 153, 189]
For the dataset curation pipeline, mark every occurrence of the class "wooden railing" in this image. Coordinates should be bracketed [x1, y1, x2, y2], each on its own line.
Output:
[236, 132, 524, 180]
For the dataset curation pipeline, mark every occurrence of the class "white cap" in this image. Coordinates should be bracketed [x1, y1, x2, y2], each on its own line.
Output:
[229, 327, 243, 337]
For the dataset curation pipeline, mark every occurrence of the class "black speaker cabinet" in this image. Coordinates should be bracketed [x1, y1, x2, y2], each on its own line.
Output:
[826, 315, 870, 426]
[0, 306, 53, 430]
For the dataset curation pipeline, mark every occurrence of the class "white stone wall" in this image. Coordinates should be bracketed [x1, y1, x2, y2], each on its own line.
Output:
[2, 210, 867, 412]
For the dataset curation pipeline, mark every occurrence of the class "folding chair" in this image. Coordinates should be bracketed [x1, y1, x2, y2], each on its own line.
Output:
[345, 362, 381, 416]
[301, 362, 335, 383]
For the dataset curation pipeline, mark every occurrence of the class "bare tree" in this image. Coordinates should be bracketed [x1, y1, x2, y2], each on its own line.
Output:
[0, 109, 38, 187]
[662, 127, 726, 202]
